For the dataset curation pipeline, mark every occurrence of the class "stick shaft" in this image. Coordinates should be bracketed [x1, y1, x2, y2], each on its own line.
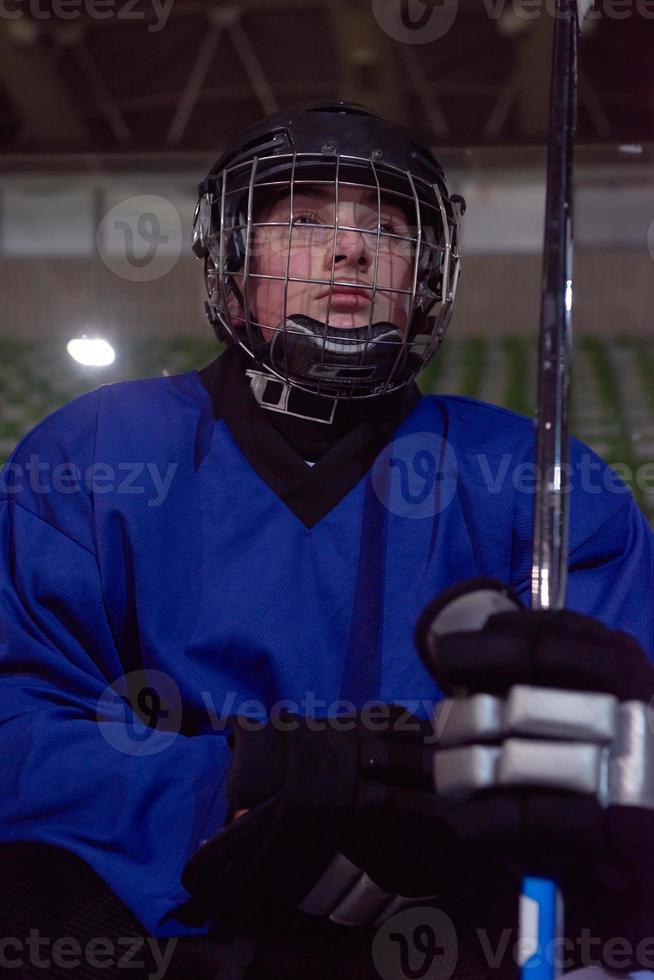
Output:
[531, 0, 579, 612]
[523, 4, 584, 976]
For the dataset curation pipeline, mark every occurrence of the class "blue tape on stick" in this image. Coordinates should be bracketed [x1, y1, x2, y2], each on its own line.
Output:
[519, 877, 563, 980]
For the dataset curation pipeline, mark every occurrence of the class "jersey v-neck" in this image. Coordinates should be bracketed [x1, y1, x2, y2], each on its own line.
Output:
[198, 345, 421, 528]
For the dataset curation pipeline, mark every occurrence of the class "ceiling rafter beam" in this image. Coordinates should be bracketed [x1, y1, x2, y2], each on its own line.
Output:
[74, 0, 330, 33]
[579, 70, 612, 140]
[166, 11, 227, 145]
[62, 30, 132, 146]
[93, 81, 332, 116]
[0, 20, 89, 146]
[493, 12, 553, 139]
[329, 0, 402, 121]
[396, 44, 450, 139]
[227, 16, 278, 116]
[483, 71, 522, 141]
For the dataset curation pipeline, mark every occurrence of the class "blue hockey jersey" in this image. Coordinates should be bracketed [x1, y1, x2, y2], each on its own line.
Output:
[0, 354, 652, 937]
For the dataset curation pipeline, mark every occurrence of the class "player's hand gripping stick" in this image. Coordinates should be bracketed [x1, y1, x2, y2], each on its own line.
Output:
[416, 576, 654, 978]
[417, 580, 562, 978]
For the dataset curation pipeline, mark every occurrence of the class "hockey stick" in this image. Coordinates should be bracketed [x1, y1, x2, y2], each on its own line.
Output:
[521, 1, 595, 976]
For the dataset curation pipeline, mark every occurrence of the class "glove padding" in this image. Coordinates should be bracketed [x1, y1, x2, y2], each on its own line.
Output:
[182, 712, 560, 975]
[415, 577, 654, 970]
[182, 707, 446, 930]
[416, 577, 654, 702]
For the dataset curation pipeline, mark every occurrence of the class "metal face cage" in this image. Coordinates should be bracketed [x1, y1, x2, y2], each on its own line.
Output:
[193, 145, 463, 401]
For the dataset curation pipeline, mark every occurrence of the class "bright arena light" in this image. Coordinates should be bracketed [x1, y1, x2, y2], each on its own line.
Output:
[67, 336, 116, 368]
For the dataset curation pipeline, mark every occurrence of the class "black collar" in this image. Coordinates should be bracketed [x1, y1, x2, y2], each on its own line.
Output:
[198, 345, 421, 528]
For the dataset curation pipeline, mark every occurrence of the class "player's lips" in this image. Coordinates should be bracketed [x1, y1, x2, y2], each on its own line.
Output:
[321, 285, 372, 310]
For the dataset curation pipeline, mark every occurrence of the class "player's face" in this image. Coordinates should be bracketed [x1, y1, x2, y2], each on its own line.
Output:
[249, 185, 415, 340]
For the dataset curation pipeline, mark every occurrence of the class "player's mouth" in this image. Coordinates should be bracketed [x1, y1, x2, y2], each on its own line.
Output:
[320, 285, 372, 311]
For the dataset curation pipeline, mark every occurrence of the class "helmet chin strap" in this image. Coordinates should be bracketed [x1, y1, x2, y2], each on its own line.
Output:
[246, 366, 338, 425]
[267, 314, 407, 398]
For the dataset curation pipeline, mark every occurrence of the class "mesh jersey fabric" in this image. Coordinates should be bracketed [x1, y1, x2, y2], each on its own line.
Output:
[0, 843, 235, 979]
[0, 362, 652, 941]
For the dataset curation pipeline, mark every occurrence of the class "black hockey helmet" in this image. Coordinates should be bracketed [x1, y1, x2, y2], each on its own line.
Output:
[193, 100, 464, 400]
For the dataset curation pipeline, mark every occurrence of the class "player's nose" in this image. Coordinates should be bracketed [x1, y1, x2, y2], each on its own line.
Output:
[329, 225, 373, 271]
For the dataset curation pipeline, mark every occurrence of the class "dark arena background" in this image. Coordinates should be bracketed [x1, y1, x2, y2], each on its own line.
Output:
[1, 0, 653, 519]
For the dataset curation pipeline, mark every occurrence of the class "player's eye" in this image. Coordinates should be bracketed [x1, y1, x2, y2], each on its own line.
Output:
[292, 211, 322, 226]
[379, 215, 413, 237]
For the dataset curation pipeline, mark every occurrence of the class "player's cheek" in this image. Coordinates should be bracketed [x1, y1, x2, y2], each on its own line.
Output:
[286, 253, 316, 311]
[285, 239, 309, 275]
[385, 263, 412, 328]
[254, 244, 290, 324]
[281, 276, 313, 323]
[376, 255, 402, 304]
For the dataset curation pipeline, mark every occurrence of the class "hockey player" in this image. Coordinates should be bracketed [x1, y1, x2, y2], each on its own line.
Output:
[0, 101, 653, 980]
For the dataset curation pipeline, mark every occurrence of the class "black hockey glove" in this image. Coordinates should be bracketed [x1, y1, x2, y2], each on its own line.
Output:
[415, 577, 654, 970]
[182, 706, 455, 931]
